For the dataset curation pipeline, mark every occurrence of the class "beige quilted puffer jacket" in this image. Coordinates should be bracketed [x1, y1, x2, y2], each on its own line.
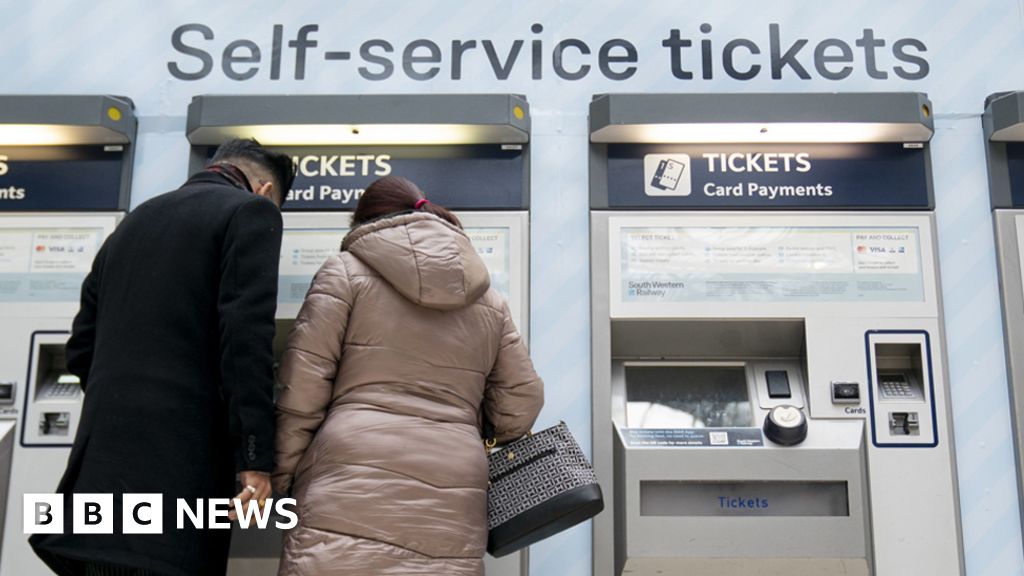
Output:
[273, 212, 544, 576]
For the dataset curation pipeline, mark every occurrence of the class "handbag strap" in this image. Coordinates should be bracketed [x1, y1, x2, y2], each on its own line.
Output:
[482, 415, 542, 453]
[482, 414, 497, 452]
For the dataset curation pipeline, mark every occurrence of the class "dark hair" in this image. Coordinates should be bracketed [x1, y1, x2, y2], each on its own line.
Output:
[351, 176, 461, 229]
[210, 138, 296, 204]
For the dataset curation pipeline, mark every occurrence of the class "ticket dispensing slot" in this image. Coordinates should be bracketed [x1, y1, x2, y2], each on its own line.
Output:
[639, 480, 850, 517]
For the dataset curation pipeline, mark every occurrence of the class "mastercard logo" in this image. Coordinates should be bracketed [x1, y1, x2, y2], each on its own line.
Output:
[35, 245, 46, 252]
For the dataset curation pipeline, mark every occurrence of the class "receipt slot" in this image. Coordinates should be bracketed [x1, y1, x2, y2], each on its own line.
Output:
[984, 91, 1024, 538]
[590, 93, 964, 575]
[187, 93, 532, 576]
[0, 95, 136, 575]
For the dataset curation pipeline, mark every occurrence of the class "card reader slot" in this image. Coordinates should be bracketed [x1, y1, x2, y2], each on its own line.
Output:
[766, 370, 792, 399]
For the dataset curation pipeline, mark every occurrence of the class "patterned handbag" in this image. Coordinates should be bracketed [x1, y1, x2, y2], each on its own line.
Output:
[484, 421, 604, 557]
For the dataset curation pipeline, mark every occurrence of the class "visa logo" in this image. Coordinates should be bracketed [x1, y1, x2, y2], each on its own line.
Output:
[869, 247, 887, 253]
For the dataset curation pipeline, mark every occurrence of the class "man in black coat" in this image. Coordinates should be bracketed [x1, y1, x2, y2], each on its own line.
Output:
[30, 139, 296, 576]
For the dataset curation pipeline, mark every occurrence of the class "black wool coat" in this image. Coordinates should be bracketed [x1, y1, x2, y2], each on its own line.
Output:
[30, 170, 282, 576]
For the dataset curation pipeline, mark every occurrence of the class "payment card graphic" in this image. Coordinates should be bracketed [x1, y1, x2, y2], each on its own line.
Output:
[643, 154, 692, 196]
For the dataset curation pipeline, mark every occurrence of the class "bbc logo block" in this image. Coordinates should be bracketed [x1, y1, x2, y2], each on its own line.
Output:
[123, 494, 163, 534]
[23, 494, 63, 535]
[73, 494, 114, 534]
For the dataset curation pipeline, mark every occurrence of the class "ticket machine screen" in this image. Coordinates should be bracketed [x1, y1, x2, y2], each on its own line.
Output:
[625, 365, 753, 428]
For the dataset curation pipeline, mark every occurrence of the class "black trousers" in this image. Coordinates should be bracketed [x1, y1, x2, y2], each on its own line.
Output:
[34, 547, 164, 576]
[80, 561, 159, 576]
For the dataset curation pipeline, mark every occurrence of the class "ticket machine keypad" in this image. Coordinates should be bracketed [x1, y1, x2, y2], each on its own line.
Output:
[40, 374, 81, 400]
[40, 381, 80, 399]
[879, 374, 918, 400]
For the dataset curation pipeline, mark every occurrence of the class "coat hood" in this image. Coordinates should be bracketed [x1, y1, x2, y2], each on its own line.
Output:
[341, 212, 490, 311]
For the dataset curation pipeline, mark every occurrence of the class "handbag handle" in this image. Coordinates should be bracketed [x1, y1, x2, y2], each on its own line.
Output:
[482, 415, 497, 453]
[481, 414, 538, 454]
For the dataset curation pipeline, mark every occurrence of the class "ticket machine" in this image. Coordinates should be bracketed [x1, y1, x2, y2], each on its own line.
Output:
[984, 90, 1024, 538]
[589, 93, 964, 575]
[0, 95, 136, 574]
[186, 93, 531, 576]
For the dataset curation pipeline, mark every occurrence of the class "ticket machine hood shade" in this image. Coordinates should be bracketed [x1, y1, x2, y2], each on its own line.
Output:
[590, 92, 934, 144]
[0, 95, 136, 146]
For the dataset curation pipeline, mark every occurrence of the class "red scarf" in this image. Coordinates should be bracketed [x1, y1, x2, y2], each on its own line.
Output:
[206, 163, 253, 193]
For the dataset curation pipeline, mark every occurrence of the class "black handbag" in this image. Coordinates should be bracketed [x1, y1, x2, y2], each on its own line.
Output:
[483, 421, 604, 557]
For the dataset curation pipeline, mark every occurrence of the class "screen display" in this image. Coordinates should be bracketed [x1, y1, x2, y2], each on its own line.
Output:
[625, 365, 753, 428]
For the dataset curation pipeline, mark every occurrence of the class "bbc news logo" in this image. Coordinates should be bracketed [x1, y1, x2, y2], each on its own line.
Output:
[24, 494, 298, 534]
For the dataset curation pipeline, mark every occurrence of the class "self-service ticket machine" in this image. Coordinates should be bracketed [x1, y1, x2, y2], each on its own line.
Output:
[0, 95, 136, 575]
[984, 90, 1024, 540]
[589, 93, 964, 575]
[186, 93, 532, 576]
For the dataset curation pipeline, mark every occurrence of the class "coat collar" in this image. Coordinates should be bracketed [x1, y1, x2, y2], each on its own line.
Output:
[183, 168, 250, 191]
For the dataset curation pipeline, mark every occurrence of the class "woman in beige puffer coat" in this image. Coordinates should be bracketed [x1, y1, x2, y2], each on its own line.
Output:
[272, 176, 544, 575]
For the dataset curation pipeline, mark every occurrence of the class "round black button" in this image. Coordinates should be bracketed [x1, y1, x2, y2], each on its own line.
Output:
[763, 405, 808, 446]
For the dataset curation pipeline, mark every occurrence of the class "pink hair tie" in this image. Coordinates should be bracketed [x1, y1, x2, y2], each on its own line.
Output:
[414, 199, 430, 209]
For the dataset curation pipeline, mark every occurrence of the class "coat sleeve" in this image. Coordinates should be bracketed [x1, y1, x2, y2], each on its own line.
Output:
[65, 238, 111, 391]
[273, 254, 354, 495]
[218, 196, 283, 474]
[484, 300, 544, 443]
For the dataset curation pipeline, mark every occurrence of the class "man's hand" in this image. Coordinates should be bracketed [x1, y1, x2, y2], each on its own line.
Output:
[229, 470, 272, 522]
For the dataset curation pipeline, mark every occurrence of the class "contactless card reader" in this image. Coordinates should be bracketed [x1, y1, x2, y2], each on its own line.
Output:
[832, 382, 861, 404]
[0, 383, 14, 406]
